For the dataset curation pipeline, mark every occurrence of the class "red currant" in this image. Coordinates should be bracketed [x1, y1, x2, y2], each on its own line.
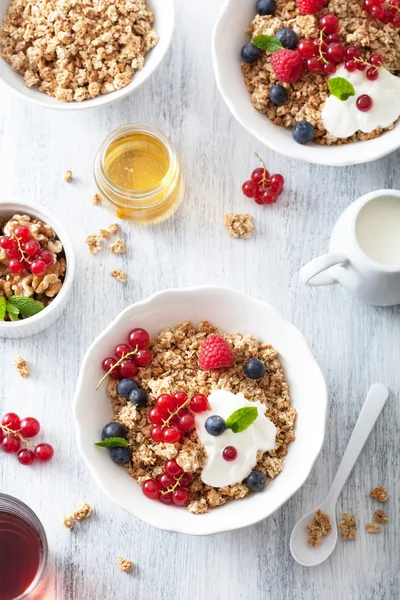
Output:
[261, 188, 278, 205]
[109, 367, 121, 380]
[159, 473, 175, 489]
[364, 0, 379, 12]
[270, 174, 284, 194]
[298, 39, 317, 59]
[327, 43, 345, 63]
[306, 57, 322, 73]
[254, 196, 264, 206]
[135, 349, 153, 367]
[319, 13, 339, 34]
[370, 4, 384, 18]
[142, 479, 161, 500]
[8, 259, 25, 274]
[127, 328, 150, 350]
[345, 46, 360, 60]
[179, 473, 191, 487]
[189, 394, 208, 413]
[38, 250, 54, 267]
[357, 95, 373, 112]
[222, 446, 238, 461]
[323, 61, 337, 75]
[20, 417, 40, 438]
[0, 236, 14, 250]
[150, 426, 163, 442]
[173, 391, 188, 406]
[119, 359, 138, 378]
[357, 62, 366, 72]
[366, 67, 379, 80]
[2, 412, 21, 430]
[17, 449, 35, 465]
[2, 435, 21, 453]
[159, 492, 173, 505]
[369, 53, 383, 67]
[162, 427, 181, 444]
[22, 239, 40, 257]
[34, 443, 54, 462]
[172, 487, 189, 506]
[102, 357, 117, 372]
[6, 245, 21, 259]
[392, 14, 400, 26]
[31, 259, 47, 276]
[14, 225, 31, 244]
[156, 394, 176, 413]
[0, 428, 4, 444]
[165, 459, 183, 476]
[326, 33, 341, 44]
[148, 407, 167, 425]
[115, 343, 131, 359]
[242, 180, 259, 198]
[179, 413, 195, 432]
[345, 60, 357, 72]
[251, 167, 269, 184]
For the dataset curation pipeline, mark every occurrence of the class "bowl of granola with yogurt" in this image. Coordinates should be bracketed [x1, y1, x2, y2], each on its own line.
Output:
[0, 201, 75, 338]
[74, 286, 327, 535]
[0, 0, 174, 109]
[212, 0, 400, 165]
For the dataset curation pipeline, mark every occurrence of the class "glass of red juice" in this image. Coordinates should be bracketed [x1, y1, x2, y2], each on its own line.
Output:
[0, 494, 48, 600]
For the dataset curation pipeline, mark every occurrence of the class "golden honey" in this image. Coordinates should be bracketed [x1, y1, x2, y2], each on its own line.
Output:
[94, 124, 183, 224]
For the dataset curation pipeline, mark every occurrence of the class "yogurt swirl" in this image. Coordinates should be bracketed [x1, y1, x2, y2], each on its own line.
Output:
[196, 389, 277, 487]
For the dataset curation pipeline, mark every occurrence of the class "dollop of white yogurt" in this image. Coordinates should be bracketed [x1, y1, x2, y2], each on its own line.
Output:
[322, 66, 400, 138]
[195, 389, 277, 488]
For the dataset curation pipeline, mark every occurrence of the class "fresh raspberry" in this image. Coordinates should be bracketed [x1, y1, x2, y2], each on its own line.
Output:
[296, 0, 328, 14]
[270, 50, 303, 83]
[198, 335, 234, 370]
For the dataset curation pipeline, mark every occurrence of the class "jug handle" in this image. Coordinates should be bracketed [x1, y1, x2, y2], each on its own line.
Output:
[300, 252, 348, 286]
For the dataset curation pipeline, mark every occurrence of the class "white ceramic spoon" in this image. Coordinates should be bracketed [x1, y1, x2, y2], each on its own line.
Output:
[290, 383, 389, 567]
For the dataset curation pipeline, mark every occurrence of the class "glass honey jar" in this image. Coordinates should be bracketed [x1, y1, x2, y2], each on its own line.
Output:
[94, 124, 183, 224]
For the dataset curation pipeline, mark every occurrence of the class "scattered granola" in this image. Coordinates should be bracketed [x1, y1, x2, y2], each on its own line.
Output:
[370, 486, 389, 502]
[224, 213, 255, 239]
[111, 269, 127, 282]
[64, 170, 72, 183]
[118, 557, 133, 573]
[366, 522, 382, 534]
[63, 503, 92, 530]
[338, 512, 357, 541]
[0, 0, 158, 103]
[84, 234, 103, 255]
[374, 509, 388, 524]
[107, 321, 295, 513]
[90, 194, 102, 206]
[13, 355, 30, 378]
[108, 239, 126, 255]
[306, 509, 332, 547]
[100, 224, 119, 240]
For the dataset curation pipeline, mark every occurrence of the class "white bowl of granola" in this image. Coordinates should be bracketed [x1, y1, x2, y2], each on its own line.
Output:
[0, 0, 174, 109]
[0, 201, 75, 338]
[74, 286, 327, 535]
[212, 0, 400, 166]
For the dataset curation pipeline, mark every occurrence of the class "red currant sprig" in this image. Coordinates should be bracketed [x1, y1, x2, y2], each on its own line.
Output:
[98, 328, 152, 387]
[0, 413, 54, 465]
[298, 14, 344, 75]
[142, 460, 191, 506]
[242, 154, 285, 206]
[363, 0, 400, 27]
[149, 392, 209, 444]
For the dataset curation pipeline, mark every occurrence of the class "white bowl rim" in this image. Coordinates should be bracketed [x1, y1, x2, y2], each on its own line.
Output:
[74, 285, 328, 535]
[211, 0, 400, 167]
[0, 0, 175, 111]
[0, 200, 75, 331]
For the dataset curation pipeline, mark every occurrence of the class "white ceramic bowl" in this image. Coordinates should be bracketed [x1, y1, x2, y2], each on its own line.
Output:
[212, 0, 400, 166]
[0, 0, 174, 110]
[0, 201, 75, 338]
[74, 286, 327, 535]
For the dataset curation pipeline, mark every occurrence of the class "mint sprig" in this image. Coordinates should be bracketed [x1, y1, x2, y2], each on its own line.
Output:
[226, 406, 258, 433]
[0, 297, 6, 321]
[7, 296, 44, 317]
[7, 302, 20, 321]
[95, 437, 129, 448]
[252, 34, 283, 53]
[328, 77, 355, 101]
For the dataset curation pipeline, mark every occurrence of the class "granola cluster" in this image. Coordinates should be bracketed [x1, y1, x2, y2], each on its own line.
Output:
[306, 509, 332, 547]
[107, 321, 295, 514]
[0, 214, 66, 318]
[0, 0, 158, 102]
[13, 355, 30, 378]
[242, 0, 400, 145]
[338, 512, 357, 541]
[224, 213, 255, 239]
[118, 557, 133, 573]
[84, 223, 121, 254]
[63, 503, 92, 530]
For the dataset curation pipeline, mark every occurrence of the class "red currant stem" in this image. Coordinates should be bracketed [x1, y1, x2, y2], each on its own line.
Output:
[10, 232, 31, 264]
[353, 57, 377, 69]
[383, 2, 400, 12]
[0, 424, 34, 449]
[318, 29, 328, 64]
[160, 473, 184, 496]
[96, 347, 138, 390]
[160, 394, 194, 429]
[254, 153, 271, 187]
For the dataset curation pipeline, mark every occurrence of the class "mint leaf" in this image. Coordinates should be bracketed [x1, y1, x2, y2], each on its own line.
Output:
[6, 302, 20, 321]
[252, 34, 283, 53]
[95, 437, 129, 448]
[7, 296, 44, 317]
[328, 77, 355, 101]
[226, 406, 258, 433]
[0, 297, 6, 321]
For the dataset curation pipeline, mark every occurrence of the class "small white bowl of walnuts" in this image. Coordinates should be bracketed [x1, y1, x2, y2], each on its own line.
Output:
[0, 201, 75, 338]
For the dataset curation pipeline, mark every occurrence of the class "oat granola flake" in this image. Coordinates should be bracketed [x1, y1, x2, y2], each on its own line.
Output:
[99, 321, 295, 513]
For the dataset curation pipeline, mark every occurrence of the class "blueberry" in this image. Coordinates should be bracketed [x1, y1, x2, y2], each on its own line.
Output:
[269, 85, 288, 106]
[241, 43, 262, 64]
[292, 120, 315, 145]
[102, 422, 127, 440]
[110, 446, 131, 465]
[244, 358, 266, 379]
[246, 469, 267, 492]
[118, 378, 138, 398]
[275, 28, 298, 50]
[128, 387, 148, 407]
[205, 415, 226, 437]
[256, 0, 276, 15]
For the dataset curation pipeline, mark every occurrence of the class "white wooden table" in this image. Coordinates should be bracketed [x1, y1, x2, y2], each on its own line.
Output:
[0, 2, 399, 599]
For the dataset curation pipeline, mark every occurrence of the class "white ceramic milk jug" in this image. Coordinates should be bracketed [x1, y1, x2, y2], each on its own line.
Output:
[300, 190, 400, 306]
